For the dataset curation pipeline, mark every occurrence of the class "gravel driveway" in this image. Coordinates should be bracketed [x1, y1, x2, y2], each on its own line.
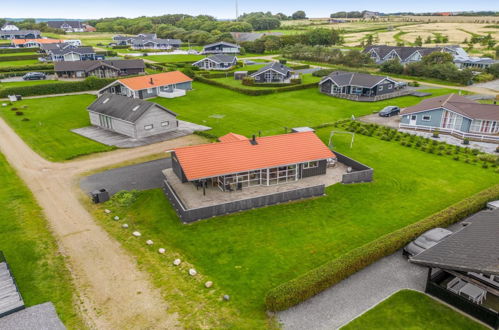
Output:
[80, 158, 171, 196]
[359, 113, 401, 128]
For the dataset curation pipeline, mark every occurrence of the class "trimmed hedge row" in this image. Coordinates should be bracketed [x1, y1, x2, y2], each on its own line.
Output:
[264, 183, 499, 311]
[0, 54, 40, 62]
[0, 64, 54, 72]
[289, 64, 310, 70]
[0, 48, 37, 54]
[0, 69, 55, 79]
[242, 79, 301, 88]
[195, 75, 317, 96]
[0, 77, 115, 97]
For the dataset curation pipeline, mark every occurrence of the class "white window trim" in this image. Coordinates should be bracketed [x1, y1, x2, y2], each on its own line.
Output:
[422, 115, 431, 122]
[378, 86, 383, 91]
[144, 124, 153, 130]
[303, 161, 319, 169]
[161, 121, 169, 127]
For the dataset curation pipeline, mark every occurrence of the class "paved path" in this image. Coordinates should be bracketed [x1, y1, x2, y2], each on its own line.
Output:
[0, 91, 97, 101]
[0, 116, 206, 328]
[278, 251, 427, 329]
[80, 158, 171, 196]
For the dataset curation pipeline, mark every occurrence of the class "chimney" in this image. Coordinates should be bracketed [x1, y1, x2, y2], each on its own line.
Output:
[250, 134, 258, 145]
[149, 78, 154, 85]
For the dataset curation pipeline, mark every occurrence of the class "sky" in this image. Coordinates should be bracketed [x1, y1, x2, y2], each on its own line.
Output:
[2, 0, 498, 20]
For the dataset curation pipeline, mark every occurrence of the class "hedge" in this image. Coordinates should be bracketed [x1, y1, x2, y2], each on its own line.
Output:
[289, 64, 310, 70]
[0, 54, 40, 62]
[195, 75, 317, 96]
[0, 69, 55, 79]
[0, 64, 54, 72]
[264, 183, 499, 311]
[0, 77, 115, 97]
[0, 48, 37, 54]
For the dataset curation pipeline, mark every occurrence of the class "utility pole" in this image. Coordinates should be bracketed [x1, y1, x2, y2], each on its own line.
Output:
[235, 0, 239, 20]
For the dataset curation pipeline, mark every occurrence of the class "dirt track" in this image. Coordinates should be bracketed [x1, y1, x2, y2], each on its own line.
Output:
[0, 116, 205, 329]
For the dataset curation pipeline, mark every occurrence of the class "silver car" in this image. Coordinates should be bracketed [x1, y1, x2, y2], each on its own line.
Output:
[403, 228, 453, 257]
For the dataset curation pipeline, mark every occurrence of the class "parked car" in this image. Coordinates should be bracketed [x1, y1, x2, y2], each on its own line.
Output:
[378, 106, 400, 117]
[486, 200, 499, 210]
[23, 72, 46, 80]
[403, 228, 453, 257]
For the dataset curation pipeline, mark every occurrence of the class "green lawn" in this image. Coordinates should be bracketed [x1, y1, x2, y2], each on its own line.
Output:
[0, 52, 36, 57]
[0, 59, 39, 67]
[342, 290, 486, 329]
[95, 131, 499, 326]
[153, 82, 462, 137]
[0, 152, 82, 328]
[0, 80, 65, 89]
[0, 95, 115, 161]
[210, 73, 321, 90]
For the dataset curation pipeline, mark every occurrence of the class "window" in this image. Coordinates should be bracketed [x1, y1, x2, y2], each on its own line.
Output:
[470, 120, 482, 133]
[303, 161, 319, 169]
[388, 84, 393, 89]
[147, 88, 153, 93]
[422, 115, 431, 121]
[144, 124, 153, 130]
[161, 121, 169, 127]
[378, 86, 383, 91]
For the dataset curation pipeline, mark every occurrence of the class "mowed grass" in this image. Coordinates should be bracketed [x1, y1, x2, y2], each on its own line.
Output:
[0, 152, 82, 328]
[0, 52, 36, 57]
[97, 131, 499, 325]
[0, 95, 114, 161]
[0, 59, 39, 67]
[342, 290, 487, 329]
[154, 82, 462, 137]
[0, 80, 64, 89]
[210, 73, 321, 90]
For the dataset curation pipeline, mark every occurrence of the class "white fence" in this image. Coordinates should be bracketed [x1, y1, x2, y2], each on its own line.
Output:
[399, 123, 499, 143]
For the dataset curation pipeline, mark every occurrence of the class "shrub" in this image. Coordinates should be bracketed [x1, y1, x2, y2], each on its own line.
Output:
[15, 111, 23, 116]
[432, 130, 440, 138]
[265, 183, 499, 311]
[453, 156, 459, 161]
[21, 118, 30, 121]
[463, 138, 470, 145]
[10, 107, 18, 111]
[111, 190, 138, 207]
[312, 69, 334, 77]
[482, 163, 489, 169]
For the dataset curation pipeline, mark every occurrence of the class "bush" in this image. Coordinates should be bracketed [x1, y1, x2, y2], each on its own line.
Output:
[432, 129, 440, 138]
[265, 184, 499, 311]
[463, 138, 470, 145]
[15, 111, 23, 116]
[312, 69, 334, 77]
[111, 191, 138, 207]
[0, 76, 116, 98]
[21, 118, 30, 121]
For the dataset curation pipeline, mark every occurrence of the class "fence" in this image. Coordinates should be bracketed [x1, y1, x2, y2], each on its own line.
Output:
[163, 180, 325, 223]
[399, 123, 499, 143]
[326, 89, 410, 102]
[334, 151, 374, 184]
[427, 270, 499, 329]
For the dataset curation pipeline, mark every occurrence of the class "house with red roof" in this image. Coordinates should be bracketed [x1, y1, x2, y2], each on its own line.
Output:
[400, 94, 499, 143]
[98, 71, 193, 99]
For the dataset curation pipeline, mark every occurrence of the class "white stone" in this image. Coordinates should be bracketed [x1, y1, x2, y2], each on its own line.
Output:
[146, 240, 154, 245]
[205, 281, 213, 288]
[113, 216, 120, 221]
[158, 248, 165, 254]
[122, 224, 129, 229]
[173, 259, 181, 266]
[223, 294, 230, 301]
[104, 209, 111, 214]
[132, 231, 141, 237]
[188, 268, 197, 276]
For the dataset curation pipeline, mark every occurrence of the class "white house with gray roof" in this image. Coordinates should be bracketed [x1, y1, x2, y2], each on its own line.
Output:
[87, 93, 178, 138]
[1, 22, 19, 31]
[250, 62, 294, 83]
[201, 41, 240, 55]
[192, 55, 237, 70]
[130, 38, 181, 50]
[47, 20, 85, 32]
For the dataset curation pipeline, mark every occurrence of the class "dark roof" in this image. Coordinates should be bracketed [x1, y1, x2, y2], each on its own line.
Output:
[131, 38, 181, 45]
[203, 41, 240, 49]
[252, 62, 292, 76]
[364, 45, 442, 61]
[40, 43, 75, 51]
[46, 20, 83, 29]
[401, 94, 499, 121]
[49, 46, 94, 55]
[55, 59, 145, 72]
[87, 93, 176, 123]
[410, 210, 499, 276]
[320, 71, 395, 88]
[205, 54, 237, 63]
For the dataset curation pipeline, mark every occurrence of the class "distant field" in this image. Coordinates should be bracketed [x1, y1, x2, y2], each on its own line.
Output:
[44, 32, 115, 47]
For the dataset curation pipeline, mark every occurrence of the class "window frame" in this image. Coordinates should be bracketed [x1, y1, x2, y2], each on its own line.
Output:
[144, 124, 154, 131]
[422, 115, 431, 122]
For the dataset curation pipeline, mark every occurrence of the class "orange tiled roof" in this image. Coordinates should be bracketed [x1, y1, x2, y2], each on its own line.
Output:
[118, 71, 193, 91]
[173, 132, 335, 181]
[12, 38, 65, 45]
[218, 132, 248, 143]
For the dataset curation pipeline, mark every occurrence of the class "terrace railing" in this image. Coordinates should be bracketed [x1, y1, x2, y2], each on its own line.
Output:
[328, 89, 411, 102]
[399, 123, 499, 143]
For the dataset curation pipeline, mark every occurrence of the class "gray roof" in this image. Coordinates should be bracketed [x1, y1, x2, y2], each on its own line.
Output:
[0, 302, 65, 330]
[49, 46, 95, 55]
[47, 20, 83, 29]
[251, 62, 292, 77]
[320, 71, 395, 88]
[131, 38, 181, 46]
[88, 93, 176, 123]
[0, 30, 41, 37]
[410, 210, 499, 276]
[40, 43, 76, 51]
[55, 59, 145, 72]
[364, 45, 442, 61]
[205, 54, 237, 63]
[401, 93, 499, 121]
[203, 41, 240, 49]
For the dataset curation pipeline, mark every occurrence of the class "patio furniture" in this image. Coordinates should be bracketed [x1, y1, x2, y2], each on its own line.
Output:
[459, 283, 486, 304]
[447, 277, 467, 294]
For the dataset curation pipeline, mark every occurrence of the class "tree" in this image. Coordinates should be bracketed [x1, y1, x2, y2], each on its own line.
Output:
[414, 36, 423, 46]
[425, 36, 432, 44]
[274, 13, 289, 20]
[486, 63, 499, 78]
[365, 34, 374, 46]
[380, 59, 404, 74]
[422, 52, 453, 65]
[291, 11, 307, 20]
[303, 28, 342, 46]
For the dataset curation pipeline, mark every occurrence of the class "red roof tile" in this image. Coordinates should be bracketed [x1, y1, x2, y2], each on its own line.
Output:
[118, 71, 192, 91]
[218, 132, 248, 143]
[173, 132, 335, 181]
[12, 39, 65, 45]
